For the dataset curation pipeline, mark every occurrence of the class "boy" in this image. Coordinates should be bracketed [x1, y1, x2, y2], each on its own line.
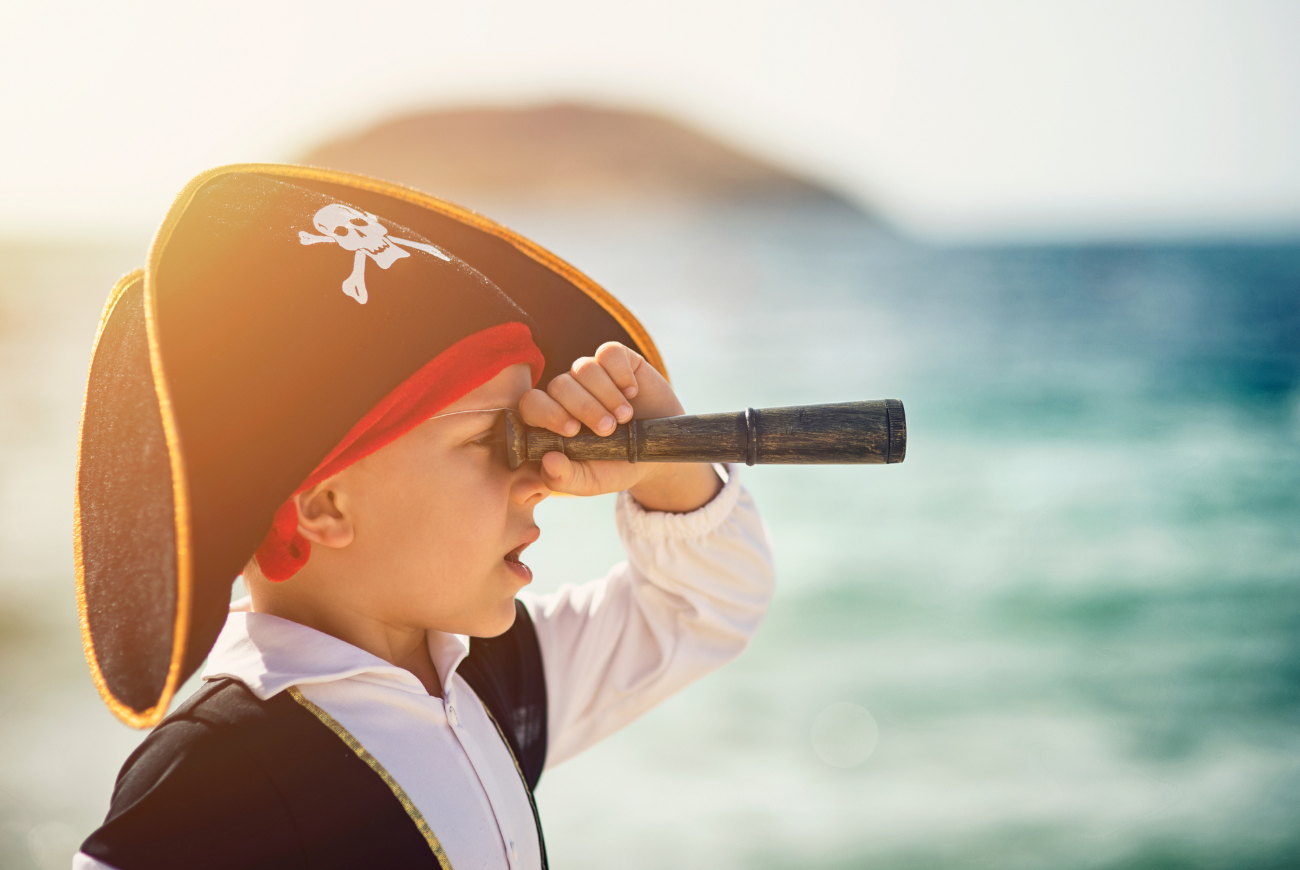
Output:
[72, 165, 775, 869]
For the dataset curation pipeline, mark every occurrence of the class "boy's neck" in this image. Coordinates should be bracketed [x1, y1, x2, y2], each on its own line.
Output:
[385, 630, 444, 698]
[246, 569, 445, 698]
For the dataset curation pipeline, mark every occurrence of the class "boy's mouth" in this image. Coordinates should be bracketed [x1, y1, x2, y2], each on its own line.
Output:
[503, 530, 539, 583]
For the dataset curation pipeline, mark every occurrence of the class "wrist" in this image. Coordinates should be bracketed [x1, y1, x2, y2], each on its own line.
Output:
[627, 463, 723, 513]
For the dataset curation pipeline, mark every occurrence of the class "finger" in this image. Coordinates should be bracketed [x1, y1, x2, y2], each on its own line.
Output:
[539, 451, 574, 491]
[540, 452, 604, 495]
[547, 373, 619, 436]
[518, 388, 580, 437]
[570, 356, 634, 423]
[593, 342, 640, 399]
[541, 452, 623, 497]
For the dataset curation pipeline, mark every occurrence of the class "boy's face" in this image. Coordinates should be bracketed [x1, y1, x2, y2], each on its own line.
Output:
[301, 363, 549, 639]
[251, 339, 717, 656]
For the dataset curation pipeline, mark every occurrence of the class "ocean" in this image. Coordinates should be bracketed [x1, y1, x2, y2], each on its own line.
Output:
[1, 204, 1296, 869]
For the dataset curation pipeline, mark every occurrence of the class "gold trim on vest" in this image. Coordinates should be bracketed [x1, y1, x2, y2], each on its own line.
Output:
[287, 686, 454, 870]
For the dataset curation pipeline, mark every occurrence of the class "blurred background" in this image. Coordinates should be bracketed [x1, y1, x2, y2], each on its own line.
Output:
[2, 1, 1298, 868]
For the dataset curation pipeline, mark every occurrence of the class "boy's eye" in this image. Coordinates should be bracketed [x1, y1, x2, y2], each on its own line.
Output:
[462, 412, 510, 467]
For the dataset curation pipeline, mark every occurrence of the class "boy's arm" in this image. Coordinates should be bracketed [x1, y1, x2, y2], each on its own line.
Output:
[520, 465, 775, 768]
[516, 342, 776, 768]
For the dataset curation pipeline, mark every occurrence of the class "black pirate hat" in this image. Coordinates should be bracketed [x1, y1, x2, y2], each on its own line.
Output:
[75, 164, 664, 728]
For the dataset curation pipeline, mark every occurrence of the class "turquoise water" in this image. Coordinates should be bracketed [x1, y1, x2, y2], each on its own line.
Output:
[0, 209, 1297, 868]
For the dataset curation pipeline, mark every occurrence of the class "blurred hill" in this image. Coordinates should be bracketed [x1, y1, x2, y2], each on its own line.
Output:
[301, 103, 863, 212]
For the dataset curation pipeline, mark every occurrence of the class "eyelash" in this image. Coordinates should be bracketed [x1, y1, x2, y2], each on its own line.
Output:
[471, 431, 503, 448]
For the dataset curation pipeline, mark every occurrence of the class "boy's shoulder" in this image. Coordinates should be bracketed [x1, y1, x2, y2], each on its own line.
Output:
[80, 679, 440, 870]
[81, 600, 550, 870]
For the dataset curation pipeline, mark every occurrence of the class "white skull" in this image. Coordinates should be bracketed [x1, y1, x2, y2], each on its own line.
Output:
[312, 204, 391, 254]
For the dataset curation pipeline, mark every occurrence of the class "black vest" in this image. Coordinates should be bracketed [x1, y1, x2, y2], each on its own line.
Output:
[81, 601, 548, 870]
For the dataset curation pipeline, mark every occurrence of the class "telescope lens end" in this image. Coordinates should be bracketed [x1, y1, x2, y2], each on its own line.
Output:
[885, 399, 906, 464]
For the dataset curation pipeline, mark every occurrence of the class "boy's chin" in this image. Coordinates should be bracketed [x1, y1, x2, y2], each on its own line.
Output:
[465, 597, 520, 639]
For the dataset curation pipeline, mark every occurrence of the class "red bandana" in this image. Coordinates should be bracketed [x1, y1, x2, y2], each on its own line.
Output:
[254, 321, 544, 581]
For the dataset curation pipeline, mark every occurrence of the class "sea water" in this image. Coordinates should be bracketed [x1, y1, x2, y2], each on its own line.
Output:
[0, 206, 1296, 869]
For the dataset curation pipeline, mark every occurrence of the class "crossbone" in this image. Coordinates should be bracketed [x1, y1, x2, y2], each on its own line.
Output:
[299, 204, 450, 304]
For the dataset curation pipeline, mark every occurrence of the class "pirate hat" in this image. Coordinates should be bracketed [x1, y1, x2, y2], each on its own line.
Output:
[76, 164, 664, 728]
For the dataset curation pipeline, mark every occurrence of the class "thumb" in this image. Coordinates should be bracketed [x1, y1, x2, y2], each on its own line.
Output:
[541, 451, 611, 496]
[540, 452, 584, 494]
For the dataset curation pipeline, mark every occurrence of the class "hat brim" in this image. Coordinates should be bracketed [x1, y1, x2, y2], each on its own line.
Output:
[76, 165, 665, 728]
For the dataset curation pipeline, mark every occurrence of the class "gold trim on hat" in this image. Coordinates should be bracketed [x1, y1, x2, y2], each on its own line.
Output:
[74, 269, 190, 729]
[287, 686, 455, 870]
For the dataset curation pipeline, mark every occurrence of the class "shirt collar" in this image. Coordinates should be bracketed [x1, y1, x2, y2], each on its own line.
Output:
[203, 599, 471, 700]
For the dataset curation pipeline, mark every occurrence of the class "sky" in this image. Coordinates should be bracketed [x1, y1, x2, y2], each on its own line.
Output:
[3, 0, 1299, 241]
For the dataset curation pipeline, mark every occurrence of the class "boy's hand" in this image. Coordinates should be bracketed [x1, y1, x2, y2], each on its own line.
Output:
[517, 342, 722, 512]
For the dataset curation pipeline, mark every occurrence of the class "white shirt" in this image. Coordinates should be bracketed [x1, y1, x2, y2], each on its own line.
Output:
[75, 466, 774, 870]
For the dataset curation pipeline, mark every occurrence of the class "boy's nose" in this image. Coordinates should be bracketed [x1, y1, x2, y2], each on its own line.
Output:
[510, 461, 550, 507]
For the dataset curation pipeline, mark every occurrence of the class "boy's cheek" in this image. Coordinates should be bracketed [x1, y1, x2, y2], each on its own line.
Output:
[352, 448, 516, 589]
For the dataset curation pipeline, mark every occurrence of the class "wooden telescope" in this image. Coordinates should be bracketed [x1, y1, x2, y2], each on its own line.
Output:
[504, 399, 906, 469]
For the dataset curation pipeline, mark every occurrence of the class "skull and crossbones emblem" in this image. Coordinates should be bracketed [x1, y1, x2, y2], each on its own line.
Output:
[299, 204, 450, 304]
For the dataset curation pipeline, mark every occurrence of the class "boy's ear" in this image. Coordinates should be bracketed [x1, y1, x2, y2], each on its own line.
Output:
[294, 482, 354, 549]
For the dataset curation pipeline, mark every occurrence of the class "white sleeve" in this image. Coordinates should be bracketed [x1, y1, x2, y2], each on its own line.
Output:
[521, 465, 776, 768]
[72, 853, 119, 870]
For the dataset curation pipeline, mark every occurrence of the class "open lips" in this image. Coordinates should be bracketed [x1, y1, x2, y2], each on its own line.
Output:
[503, 529, 540, 582]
